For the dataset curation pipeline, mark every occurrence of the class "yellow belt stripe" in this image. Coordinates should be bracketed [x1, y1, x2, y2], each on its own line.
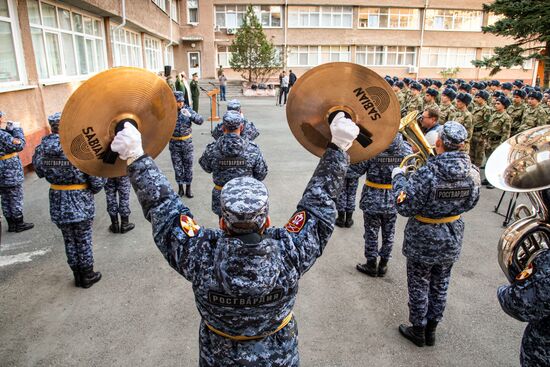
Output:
[50, 183, 89, 191]
[171, 134, 192, 141]
[205, 313, 293, 342]
[214, 184, 223, 191]
[0, 152, 18, 161]
[414, 215, 461, 224]
[365, 180, 392, 190]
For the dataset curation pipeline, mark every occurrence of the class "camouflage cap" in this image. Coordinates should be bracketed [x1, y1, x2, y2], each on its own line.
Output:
[174, 91, 185, 102]
[227, 99, 241, 111]
[220, 177, 269, 234]
[222, 111, 244, 131]
[440, 121, 467, 150]
[48, 112, 62, 127]
[496, 96, 511, 108]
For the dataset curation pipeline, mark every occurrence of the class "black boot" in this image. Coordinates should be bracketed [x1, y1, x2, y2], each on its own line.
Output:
[425, 320, 438, 346]
[109, 215, 120, 233]
[335, 212, 345, 227]
[356, 258, 378, 277]
[399, 324, 425, 347]
[178, 184, 185, 197]
[486, 184, 494, 189]
[481, 178, 489, 185]
[80, 267, 102, 288]
[345, 211, 354, 228]
[185, 184, 194, 198]
[13, 216, 34, 233]
[120, 216, 135, 234]
[71, 267, 81, 287]
[378, 258, 389, 277]
[6, 217, 15, 232]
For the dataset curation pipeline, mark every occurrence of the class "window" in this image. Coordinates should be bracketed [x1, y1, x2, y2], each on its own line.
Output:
[111, 25, 142, 67]
[356, 46, 416, 66]
[0, 0, 26, 87]
[152, 0, 167, 12]
[421, 47, 477, 67]
[254, 5, 282, 28]
[288, 6, 352, 28]
[215, 5, 282, 28]
[217, 46, 232, 68]
[487, 12, 503, 26]
[358, 8, 419, 29]
[481, 48, 533, 69]
[144, 35, 162, 72]
[425, 9, 483, 31]
[187, 0, 198, 23]
[288, 45, 350, 66]
[164, 45, 174, 67]
[27, 0, 106, 81]
[170, 0, 178, 22]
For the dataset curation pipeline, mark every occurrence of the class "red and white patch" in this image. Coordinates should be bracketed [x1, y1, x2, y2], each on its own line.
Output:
[515, 263, 534, 281]
[180, 215, 200, 237]
[12, 138, 21, 145]
[397, 191, 407, 204]
[285, 211, 307, 233]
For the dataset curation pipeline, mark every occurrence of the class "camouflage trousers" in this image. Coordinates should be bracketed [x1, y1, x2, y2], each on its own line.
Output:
[336, 177, 359, 212]
[57, 220, 94, 270]
[469, 133, 486, 167]
[211, 186, 222, 217]
[406, 259, 454, 327]
[520, 320, 550, 367]
[169, 140, 194, 185]
[105, 177, 131, 217]
[363, 212, 397, 261]
[198, 318, 299, 367]
[0, 184, 24, 218]
[484, 141, 500, 163]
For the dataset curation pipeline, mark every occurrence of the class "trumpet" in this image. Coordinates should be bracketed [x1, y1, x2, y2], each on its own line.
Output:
[398, 111, 435, 173]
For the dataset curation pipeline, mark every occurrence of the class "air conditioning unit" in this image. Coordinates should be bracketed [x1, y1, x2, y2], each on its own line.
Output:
[226, 28, 237, 35]
[407, 66, 418, 74]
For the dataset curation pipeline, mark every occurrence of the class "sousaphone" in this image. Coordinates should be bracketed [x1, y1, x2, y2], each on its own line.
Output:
[60, 67, 177, 177]
[286, 63, 400, 163]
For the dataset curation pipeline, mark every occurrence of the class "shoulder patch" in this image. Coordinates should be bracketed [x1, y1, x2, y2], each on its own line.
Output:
[285, 211, 307, 233]
[180, 215, 200, 237]
[515, 263, 534, 281]
[397, 191, 407, 204]
[12, 138, 21, 145]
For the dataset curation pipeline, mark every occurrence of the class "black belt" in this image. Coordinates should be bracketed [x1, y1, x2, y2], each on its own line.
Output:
[473, 127, 483, 133]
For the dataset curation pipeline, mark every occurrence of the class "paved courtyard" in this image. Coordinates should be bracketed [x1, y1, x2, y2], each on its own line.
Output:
[0, 96, 526, 366]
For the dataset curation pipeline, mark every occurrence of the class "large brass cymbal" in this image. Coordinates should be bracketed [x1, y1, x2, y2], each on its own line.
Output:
[286, 62, 400, 163]
[60, 67, 177, 177]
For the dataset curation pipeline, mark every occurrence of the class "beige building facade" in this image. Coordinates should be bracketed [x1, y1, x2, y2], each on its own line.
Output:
[0, 0, 535, 167]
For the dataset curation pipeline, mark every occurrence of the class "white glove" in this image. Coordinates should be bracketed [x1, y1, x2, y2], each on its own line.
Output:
[392, 167, 406, 179]
[330, 112, 360, 151]
[181, 108, 191, 117]
[7, 121, 20, 129]
[111, 122, 144, 161]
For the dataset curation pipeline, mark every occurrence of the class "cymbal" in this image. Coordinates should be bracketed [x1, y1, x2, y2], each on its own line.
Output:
[286, 62, 400, 163]
[60, 67, 177, 177]
[486, 125, 550, 192]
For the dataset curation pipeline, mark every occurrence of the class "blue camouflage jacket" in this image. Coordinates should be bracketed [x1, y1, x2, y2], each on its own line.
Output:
[32, 133, 105, 225]
[392, 150, 480, 264]
[172, 107, 204, 138]
[352, 134, 412, 214]
[498, 249, 550, 367]
[212, 118, 260, 141]
[127, 146, 347, 355]
[0, 126, 25, 187]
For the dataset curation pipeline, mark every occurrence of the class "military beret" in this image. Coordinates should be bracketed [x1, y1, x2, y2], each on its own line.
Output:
[528, 91, 543, 101]
[496, 96, 511, 108]
[512, 89, 527, 98]
[48, 112, 62, 126]
[222, 111, 244, 131]
[442, 88, 457, 101]
[476, 90, 490, 101]
[227, 99, 241, 111]
[403, 77, 412, 85]
[459, 83, 472, 92]
[456, 93, 472, 105]
[420, 79, 431, 88]
[513, 80, 524, 88]
[493, 91, 504, 98]
[489, 80, 501, 87]
[426, 88, 439, 97]
[440, 121, 467, 150]
[395, 81, 405, 89]
[174, 91, 185, 102]
[501, 82, 513, 91]
[410, 82, 422, 91]
[220, 177, 269, 234]
[432, 80, 442, 88]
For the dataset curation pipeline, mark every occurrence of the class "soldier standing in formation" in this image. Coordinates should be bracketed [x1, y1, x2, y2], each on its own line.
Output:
[406, 82, 423, 114]
[110, 113, 359, 366]
[169, 91, 204, 198]
[483, 96, 512, 189]
[392, 122, 481, 347]
[335, 163, 362, 228]
[354, 133, 412, 277]
[470, 90, 492, 168]
[508, 89, 526, 136]
[212, 99, 260, 141]
[519, 91, 547, 132]
[105, 176, 135, 234]
[190, 72, 200, 112]
[32, 113, 105, 288]
[450, 93, 474, 153]
[0, 111, 34, 233]
[199, 111, 268, 217]
[423, 88, 440, 113]
[439, 88, 457, 125]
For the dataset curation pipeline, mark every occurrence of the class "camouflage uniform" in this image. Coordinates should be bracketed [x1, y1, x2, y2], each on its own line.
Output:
[439, 103, 456, 125]
[423, 101, 440, 113]
[484, 110, 512, 159]
[392, 123, 481, 327]
[0, 123, 26, 221]
[105, 176, 131, 217]
[335, 164, 362, 213]
[126, 145, 348, 366]
[497, 249, 550, 367]
[169, 107, 204, 185]
[212, 118, 260, 141]
[406, 95, 423, 114]
[519, 105, 547, 133]
[470, 103, 492, 167]
[351, 134, 412, 261]
[450, 109, 473, 153]
[199, 133, 268, 216]
[32, 133, 105, 271]
[396, 91, 406, 108]
[508, 102, 526, 136]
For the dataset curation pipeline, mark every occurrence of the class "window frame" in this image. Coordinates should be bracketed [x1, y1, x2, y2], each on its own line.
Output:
[287, 45, 351, 67]
[355, 45, 417, 66]
[0, 0, 28, 89]
[110, 24, 143, 68]
[288, 6, 353, 29]
[187, 0, 198, 24]
[215, 4, 283, 29]
[144, 34, 163, 72]
[481, 48, 533, 69]
[425, 9, 483, 32]
[358, 7, 420, 30]
[420, 47, 477, 68]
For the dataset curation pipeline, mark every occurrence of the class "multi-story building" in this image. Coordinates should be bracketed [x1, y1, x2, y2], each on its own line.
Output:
[0, 0, 537, 167]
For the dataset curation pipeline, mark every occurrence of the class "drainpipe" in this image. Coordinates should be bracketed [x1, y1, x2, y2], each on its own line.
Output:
[283, 0, 288, 69]
[416, 0, 429, 80]
[165, 0, 175, 54]
[113, 0, 126, 31]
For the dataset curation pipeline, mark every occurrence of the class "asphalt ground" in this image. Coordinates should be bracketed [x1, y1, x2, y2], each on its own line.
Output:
[0, 96, 527, 366]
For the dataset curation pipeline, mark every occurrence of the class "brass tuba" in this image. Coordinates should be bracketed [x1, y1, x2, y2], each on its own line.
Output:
[398, 111, 435, 173]
[485, 125, 550, 283]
